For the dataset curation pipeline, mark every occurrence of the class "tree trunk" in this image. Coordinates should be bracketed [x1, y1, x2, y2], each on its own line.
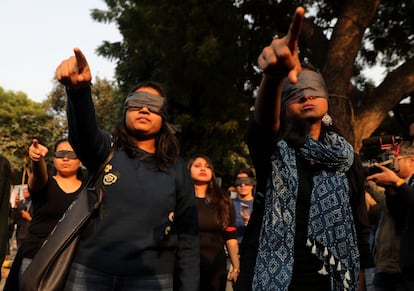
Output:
[321, 0, 380, 146]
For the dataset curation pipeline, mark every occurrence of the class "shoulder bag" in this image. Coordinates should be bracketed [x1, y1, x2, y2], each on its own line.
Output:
[20, 150, 114, 291]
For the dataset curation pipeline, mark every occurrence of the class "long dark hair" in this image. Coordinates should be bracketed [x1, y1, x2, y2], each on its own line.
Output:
[113, 81, 180, 172]
[188, 154, 232, 228]
[0, 154, 12, 185]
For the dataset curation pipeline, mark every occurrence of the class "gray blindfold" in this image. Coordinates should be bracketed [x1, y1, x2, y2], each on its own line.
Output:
[123, 91, 178, 134]
[281, 70, 328, 110]
[235, 177, 256, 186]
[124, 91, 165, 116]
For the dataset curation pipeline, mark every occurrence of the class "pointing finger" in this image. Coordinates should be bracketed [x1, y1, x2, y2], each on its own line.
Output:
[73, 47, 92, 84]
[287, 7, 305, 52]
[73, 48, 88, 71]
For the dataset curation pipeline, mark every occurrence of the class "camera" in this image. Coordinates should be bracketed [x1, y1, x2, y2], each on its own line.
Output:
[361, 135, 403, 176]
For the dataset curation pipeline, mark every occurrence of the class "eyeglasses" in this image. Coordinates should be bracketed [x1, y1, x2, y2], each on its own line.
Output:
[54, 150, 78, 159]
[397, 156, 413, 161]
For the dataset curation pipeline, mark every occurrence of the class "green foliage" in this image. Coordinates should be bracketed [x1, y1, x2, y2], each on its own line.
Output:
[90, 0, 413, 185]
[0, 78, 118, 184]
[0, 87, 66, 184]
[91, 77, 120, 131]
[364, 0, 414, 67]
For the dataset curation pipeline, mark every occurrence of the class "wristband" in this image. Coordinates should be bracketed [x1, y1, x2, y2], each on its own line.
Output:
[395, 178, 405, 187]
[231, 268, 240, 273]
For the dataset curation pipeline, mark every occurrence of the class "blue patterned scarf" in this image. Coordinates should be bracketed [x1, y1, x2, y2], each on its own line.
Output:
[253, 131, 360, 291]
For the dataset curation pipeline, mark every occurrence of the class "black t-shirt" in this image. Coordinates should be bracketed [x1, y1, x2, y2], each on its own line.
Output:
[23, 177, 82, 258]
[289, 155, 330, 290]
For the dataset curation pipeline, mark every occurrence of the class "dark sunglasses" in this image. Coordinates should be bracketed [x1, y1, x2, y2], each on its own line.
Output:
[54, 150, 78, 159]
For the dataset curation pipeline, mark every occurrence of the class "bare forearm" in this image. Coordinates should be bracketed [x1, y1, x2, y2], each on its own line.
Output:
[226, 239, 240, 269]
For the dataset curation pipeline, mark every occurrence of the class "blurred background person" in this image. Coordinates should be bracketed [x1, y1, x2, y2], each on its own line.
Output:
[12, 187, 32, 248]
[365, 181, 404, 291]
[188, 155, 240, 290]
[232, 168, 255, 245]
[367, 141, 414, 290]
[228, 186, 237, 200]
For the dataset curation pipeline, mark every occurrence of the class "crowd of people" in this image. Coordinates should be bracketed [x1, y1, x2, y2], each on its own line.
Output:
[1, 5, 413, 291]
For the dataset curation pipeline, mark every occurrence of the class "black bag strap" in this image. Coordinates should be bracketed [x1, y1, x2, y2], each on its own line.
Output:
[20, 148, 115, 291]
[85, 148, 115, 208]
[88, 148, 115, 187]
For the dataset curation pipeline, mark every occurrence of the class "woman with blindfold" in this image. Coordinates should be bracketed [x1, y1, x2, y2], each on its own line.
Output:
[235, 6, 372, 291]
[232, 168, 255, 245]
[55, 49, 199, 291]
[18, 138, 84, 280]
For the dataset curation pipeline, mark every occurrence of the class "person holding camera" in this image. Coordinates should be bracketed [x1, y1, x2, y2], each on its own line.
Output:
[367, 141, 414, 290]
[365, 180, 404, 291]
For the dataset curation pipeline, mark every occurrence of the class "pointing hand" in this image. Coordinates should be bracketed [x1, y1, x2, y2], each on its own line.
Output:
[56, 48, 92, 89]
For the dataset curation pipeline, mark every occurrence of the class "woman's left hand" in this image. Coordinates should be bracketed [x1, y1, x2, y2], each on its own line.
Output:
[227, 267, 240, 284]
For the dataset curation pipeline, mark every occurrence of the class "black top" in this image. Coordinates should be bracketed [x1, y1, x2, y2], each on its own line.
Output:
[23, 177, 82, 258]
[197, 197, 237, 291]
[288, 155, 330, 290]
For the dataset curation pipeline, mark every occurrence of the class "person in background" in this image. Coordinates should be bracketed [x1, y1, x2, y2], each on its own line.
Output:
[0, 154, 12, 283]
[19, 138, 84, 278]
[228, 186, 237, 200]
[232, 168, 255, 245]
[188, 155, 240, 290]
[235, 6, 372, 291]
[367, 141, 414, 290]
[12, 187, 32, 248]
[365, 180, 405, 291]
[56, 48, 199, 291]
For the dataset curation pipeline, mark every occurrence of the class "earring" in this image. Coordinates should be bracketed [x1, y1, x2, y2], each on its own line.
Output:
[322, 113, 332, 126]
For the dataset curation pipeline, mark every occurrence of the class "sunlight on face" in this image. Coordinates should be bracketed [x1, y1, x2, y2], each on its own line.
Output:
[190, 157, 213, 185]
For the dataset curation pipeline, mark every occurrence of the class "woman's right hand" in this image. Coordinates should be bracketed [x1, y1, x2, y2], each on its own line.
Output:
[257, 6, 304, 84]
[55, 47, 92, 89]
[28, 139, 48, 162]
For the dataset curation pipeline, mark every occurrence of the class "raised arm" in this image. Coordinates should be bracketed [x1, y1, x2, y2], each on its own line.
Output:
[55, 48, 111, 171]
[28, 139, 49, 193]
[255, 7, 304, 132]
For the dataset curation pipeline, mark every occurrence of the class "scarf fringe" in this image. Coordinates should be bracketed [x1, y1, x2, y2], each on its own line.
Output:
[307, 238, 352, 290]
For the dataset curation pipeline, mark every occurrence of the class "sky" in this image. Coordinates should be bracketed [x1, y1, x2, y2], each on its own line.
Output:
[0, 0, 121, 102]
